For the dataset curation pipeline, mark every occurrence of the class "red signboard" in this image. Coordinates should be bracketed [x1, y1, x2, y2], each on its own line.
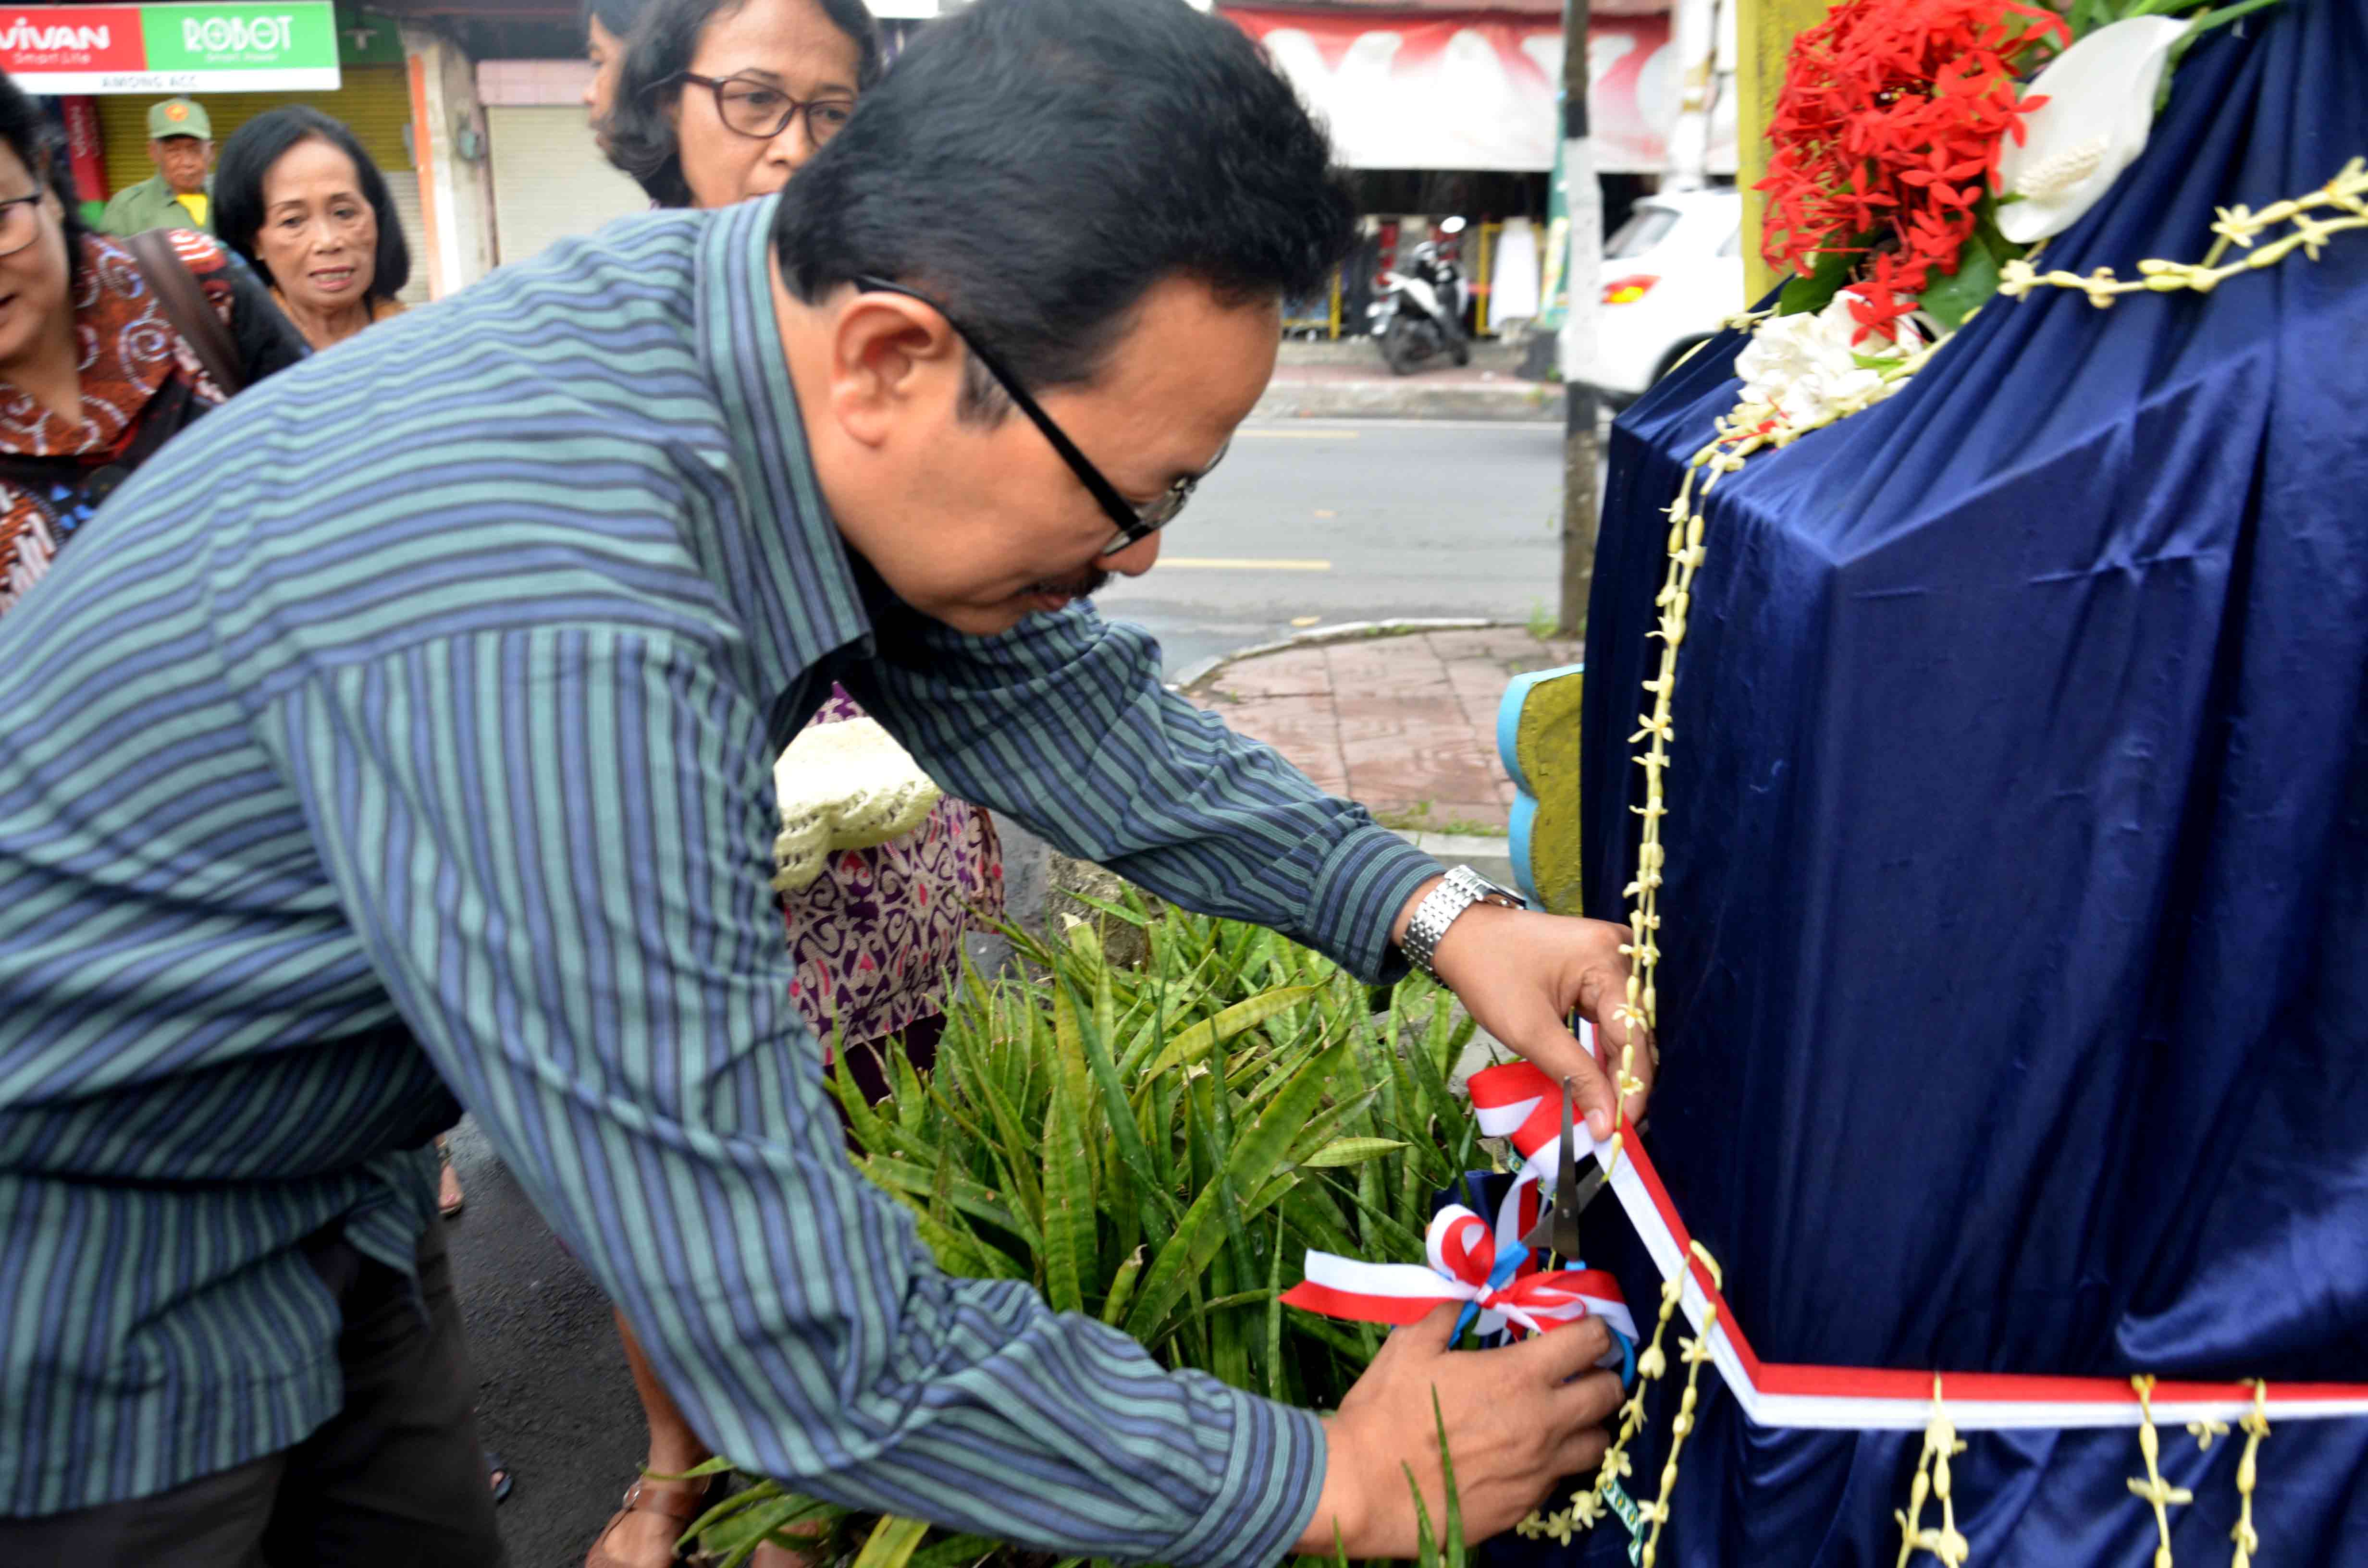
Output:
[0, 7, 145, 74]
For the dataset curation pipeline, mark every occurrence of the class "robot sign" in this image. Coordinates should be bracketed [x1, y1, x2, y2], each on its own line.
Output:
[0, 3, 339, 94]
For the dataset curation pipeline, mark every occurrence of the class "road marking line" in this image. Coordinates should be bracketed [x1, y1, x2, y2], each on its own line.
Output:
[1162, 557, 1333, 571]
[1236, 429, 1362, 439]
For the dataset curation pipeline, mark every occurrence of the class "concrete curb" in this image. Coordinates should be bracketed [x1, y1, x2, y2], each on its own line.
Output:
[1170, 616, 1510, 694]
[1251, 377, 1562, 422]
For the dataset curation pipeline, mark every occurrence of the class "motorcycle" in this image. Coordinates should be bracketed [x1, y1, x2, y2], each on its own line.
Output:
[1369, 217, 1471, 376]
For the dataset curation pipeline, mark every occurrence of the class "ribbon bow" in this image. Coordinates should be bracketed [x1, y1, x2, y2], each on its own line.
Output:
[1283, 1204, 1639, 1359]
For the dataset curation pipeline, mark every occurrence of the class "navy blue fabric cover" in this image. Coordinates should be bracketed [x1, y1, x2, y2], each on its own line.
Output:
[1537, 5, 2368, 1563]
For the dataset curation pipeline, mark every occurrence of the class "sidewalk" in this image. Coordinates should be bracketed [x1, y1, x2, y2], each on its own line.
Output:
[1182, 622, 1582, 845]
[1257, 338, 1562, 422]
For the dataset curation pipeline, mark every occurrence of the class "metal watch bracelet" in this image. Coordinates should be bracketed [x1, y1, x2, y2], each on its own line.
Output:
[1398, 864, 1524, 980]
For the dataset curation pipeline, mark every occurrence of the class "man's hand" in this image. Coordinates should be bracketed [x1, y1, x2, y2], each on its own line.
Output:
[1392, 876, 1652, 1140]
[1293, 1305, 1622, 1556]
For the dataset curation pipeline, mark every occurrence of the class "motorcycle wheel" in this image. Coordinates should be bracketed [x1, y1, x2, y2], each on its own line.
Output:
[1450, 335, 1471, 368]
[1380, 318, 1421, 376]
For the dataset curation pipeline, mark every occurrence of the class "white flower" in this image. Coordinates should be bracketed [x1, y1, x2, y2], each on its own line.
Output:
[1733, 291, 1919, 428]
[1994, 17, 2189, 245]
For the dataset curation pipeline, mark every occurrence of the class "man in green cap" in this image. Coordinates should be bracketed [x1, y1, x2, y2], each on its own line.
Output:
[98, 97, 215, 234]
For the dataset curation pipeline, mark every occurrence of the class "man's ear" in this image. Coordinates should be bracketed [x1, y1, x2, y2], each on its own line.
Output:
[826, 291, 963, 450]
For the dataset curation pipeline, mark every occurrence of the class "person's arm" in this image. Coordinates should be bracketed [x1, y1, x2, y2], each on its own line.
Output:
[846, 601, 1652, 1134]
[256, 625, 1322, 1568]
[842, 600, 1439, 984]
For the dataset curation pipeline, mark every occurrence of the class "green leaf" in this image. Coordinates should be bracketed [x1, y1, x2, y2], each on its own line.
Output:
[849, 1514, 932, 1568]
[1915, 205, 2013, 330]
[1141, 984, 1326, 1081]
[1059, 887, 1152, 928]
[1300, 1136, 1410, 1168]
[1265, 1211, 1289, 1402]
[1126, 1035, 1348, 1338]
[1041, 1019, 1097, 1314]
[964, 1051, 1044, 1227]
[860, 1156, 1040, 1251]
[905, 1533, 1004, 1568]
[828, 1048, 896, 1156]
[694, 1488, 839, 1568]
[1071, 964, 1180, 1235]
[1100, 1245, 1147, 1327]
[1434, 1389, 1467, 1568]
[1776, 241, 1859, 317]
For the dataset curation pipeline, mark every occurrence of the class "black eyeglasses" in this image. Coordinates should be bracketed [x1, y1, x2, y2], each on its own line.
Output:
[668, 73, 856, 145]
[853, 275, 1226, 557]
[0, 194, 43, 259]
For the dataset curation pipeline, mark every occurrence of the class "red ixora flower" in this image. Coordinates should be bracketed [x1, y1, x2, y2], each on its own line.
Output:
[1756, 0, 2067, 339]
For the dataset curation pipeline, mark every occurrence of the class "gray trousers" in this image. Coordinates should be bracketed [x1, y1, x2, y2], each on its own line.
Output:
[0, 1224, 506, 1568]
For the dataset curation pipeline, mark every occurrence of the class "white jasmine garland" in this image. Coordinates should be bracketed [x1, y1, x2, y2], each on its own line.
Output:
[1734, 292, 1923, 429]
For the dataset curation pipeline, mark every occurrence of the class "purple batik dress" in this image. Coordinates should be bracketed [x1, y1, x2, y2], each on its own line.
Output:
[782, 686, 1004, 1054]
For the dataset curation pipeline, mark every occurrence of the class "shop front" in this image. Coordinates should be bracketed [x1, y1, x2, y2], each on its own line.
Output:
[1221, 0, 1735, 339]
[0, 2, 431, 304]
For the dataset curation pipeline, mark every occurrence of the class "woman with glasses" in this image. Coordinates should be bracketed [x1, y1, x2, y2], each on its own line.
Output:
[600, 0, 877, 208]
[0, 71, 304, 619]
[213, 108, 411, 354]
[584, 5, 1003, 1566]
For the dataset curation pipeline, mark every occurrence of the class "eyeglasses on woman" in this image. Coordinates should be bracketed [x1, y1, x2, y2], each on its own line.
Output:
[667, 74, 856, 144]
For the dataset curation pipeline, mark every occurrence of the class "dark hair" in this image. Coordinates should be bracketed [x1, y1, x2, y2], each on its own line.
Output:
[0, 70, 91, 286]
[602, 0, 885, 208]
[581, 0, 652, 39]
[774, 0, 1353, 422]
[213, 106, 411, 302]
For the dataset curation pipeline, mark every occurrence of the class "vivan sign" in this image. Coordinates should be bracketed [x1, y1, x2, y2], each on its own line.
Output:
[0, 3, 338, 95]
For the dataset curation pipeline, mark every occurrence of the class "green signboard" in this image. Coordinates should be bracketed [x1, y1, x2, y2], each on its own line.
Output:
[0, 3, 341, 95]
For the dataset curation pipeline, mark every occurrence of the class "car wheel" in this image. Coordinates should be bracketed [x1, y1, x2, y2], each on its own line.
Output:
[1651, 335, 1715, 387]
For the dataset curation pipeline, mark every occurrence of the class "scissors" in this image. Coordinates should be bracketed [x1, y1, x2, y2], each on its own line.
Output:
[1520, 1075, 1604, 1260]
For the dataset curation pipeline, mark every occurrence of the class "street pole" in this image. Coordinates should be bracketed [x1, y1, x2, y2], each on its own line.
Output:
[1665, 0, 1723, 194]
[1555, 0, 1601, 638]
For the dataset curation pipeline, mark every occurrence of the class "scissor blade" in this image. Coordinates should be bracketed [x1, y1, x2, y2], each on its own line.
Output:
[1518, 1077, 1592, 1258]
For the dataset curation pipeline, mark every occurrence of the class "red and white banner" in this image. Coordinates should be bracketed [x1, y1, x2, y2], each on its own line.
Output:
[1223, 8, 1697, 173]
[1468, 1047, 2368, 1432]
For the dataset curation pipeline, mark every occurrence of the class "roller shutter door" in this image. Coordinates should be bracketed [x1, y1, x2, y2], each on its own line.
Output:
[485, 105, 647, 268]
[97, 67, 427, 304]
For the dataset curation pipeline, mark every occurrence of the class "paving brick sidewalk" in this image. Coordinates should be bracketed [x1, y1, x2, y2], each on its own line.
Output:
[1184, 625, 1582, 834]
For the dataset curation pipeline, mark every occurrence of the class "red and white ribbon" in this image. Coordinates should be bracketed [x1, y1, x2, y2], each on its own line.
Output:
[1283, 1203, 1639, 1354]
[1467, 1045, 2368, 1432]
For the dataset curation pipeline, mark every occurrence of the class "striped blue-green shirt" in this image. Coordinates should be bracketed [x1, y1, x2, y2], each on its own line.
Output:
[0, 196, 1439, 1556]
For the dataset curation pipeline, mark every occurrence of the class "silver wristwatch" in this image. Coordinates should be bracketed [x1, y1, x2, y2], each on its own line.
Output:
[1399, 865, 1525, 980]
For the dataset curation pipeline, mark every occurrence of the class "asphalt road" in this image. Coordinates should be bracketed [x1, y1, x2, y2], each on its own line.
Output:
[443, 416, 1583, 1567]
[1094, 417, 1578, 674]
[443, 1119, 649, 1568]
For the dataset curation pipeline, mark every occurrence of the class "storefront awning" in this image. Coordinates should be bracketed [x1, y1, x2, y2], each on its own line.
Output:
[1223, 5, 1727, 176]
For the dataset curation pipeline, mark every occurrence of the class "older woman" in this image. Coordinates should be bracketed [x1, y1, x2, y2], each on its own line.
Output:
[586, 9, 1008, 1566]
[214, 108, 411, 353]
[0, 72, 304, 617]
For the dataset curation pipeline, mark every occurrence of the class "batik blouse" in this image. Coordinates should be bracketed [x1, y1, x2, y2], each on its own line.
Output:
[0, 229, 305, 615]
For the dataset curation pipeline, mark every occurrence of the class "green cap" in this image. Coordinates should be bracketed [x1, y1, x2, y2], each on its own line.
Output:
[148, 98, 212, 140]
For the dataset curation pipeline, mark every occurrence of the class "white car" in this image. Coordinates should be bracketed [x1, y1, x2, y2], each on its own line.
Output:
[1583, 187, 1745, 407]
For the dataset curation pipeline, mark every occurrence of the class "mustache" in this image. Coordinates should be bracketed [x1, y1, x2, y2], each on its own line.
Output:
[1028, 566, 1111, 600]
